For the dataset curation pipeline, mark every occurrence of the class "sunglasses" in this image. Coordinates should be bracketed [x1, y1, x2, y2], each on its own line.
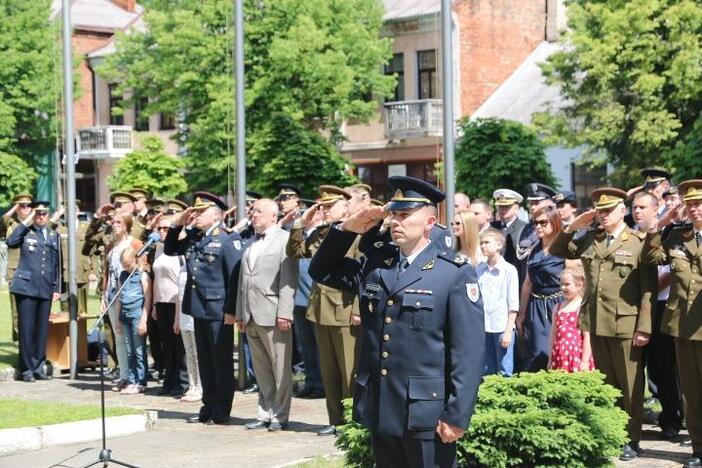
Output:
[451, 221, 462, 226]
[18, 203, 31, 208]
[113, 202, 123, 208]
[157, 226, 169, 231]
[534, 219, 550, 227]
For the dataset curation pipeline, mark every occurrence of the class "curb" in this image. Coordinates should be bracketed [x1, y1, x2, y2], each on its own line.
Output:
[273, 452, 344, 468]
[0, 411, 157, 456]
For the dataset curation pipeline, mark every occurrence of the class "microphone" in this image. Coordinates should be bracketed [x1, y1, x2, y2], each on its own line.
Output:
[137, 231, 161, 257]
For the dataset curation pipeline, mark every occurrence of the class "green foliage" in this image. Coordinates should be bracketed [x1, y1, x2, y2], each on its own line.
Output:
[107, 135, 187, 197]
[0, 152, 37, 206]
[535, 0, 702, 186]
[455, 118, 556, 201]
[0, 0, 62, 165]
[247, 114, 357, 197]
[336, 371, 628, 468]
[99, 0, 394, 194]
[663, 116, 702, 181]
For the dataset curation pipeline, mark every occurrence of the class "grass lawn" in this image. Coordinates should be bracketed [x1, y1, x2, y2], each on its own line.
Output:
[0, 398, 138, 429]
[0, 284, 101, 370]
[292, 456, 344, 468]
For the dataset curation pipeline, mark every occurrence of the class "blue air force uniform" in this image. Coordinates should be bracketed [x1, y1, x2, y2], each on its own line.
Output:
[6, 201, 60, 381]
[309, 177, 485, 468]
[164, 192, 243, 423]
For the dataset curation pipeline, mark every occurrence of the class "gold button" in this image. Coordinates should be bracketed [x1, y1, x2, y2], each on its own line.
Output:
[432, 392, 438, 398]
[383, 334, 390, 342]
[382, 351, 389, 359]
[387, 299, 394, 306]
[380, 369, 388, 376]
[415, 301, 421, 307]
[385, 317, 392, 324]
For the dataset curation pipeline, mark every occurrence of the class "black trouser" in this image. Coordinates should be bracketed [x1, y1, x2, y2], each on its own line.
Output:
[194, 317, 234, 419]
[646, 300, 683, 430]
[16, 294, 52, 378]
[155, 302, 188, 393]
[147, 308, 164, 373]
[371, 432, 457, 468]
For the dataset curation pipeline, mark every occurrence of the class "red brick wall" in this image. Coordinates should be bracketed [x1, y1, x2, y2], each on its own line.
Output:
[456, 0, 546, 117]
[72, 31, 112, 129]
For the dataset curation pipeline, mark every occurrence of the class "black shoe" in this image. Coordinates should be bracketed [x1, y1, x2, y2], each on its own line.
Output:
[22, 374, 35, 383]
[243, 384, 259, 394]
[660, 426, 679, 439]
[619, 443, 639, 461]
[294, 386, 313, 398]
[208, 415, 230, 425]
[186, 415, 210, 424]
[245, 420, 269, 430]
[684, 454, 702, 468]
[267, 421, 287, 432]
[34, 372, 52, 380]
[307, 389, 325, 399]
[317, 425, 336, 436]
[682, 439, 693, 447]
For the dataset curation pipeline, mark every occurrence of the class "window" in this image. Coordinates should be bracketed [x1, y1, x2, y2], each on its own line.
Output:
[108, 84, 124, 126]
[134, 96, 149, 131]
[385, 53, 404, 102]
[572, 162, 607, 209]
[160, 113, 176, 130]
[357, 164, 388, 200]
[417, 50, 437, 99]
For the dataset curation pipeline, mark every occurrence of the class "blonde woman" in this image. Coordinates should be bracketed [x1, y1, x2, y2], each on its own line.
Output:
[452, 211, 484, 265]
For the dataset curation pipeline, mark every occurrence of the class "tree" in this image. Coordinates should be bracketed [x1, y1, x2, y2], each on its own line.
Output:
[247, 113, 357, 196]
[454, 118, 556, 202]
[0, 0, 62, 165]
[534, 0, 702, 186]
[107, 135, 187, 198]
[99, 0, 395, 194]
[0, 152, 37, 207]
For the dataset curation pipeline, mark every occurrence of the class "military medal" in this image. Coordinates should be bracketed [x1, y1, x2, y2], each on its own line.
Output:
[421, 259, 434, 270]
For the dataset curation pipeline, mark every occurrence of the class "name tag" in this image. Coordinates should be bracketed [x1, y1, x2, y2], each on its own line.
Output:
[404, 288, 432, 295]
[614, 250, 632, 257]
[208, 241, 221, 248]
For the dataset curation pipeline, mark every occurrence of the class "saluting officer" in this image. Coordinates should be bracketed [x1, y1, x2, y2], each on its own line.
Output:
[309, 176, 485, 468]
[491, 188, 527, 266]
[644, 179, 702, 468]
[164, 192, 243, 425]
[0, 193, 34, 342]
[6, 201, 61, 382]
[129, 188, 150, 241]
[550, 187, 656, 462]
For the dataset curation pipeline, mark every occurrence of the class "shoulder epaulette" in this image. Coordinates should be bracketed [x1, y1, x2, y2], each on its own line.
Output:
[438, 251, 467, 266]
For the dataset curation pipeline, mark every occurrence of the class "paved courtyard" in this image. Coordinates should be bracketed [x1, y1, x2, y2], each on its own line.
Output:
[0, 373, 694, 467]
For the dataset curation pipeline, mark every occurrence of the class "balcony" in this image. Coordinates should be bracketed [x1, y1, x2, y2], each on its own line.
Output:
[76, 126, 134, 159]
[384, 99, 442, 140]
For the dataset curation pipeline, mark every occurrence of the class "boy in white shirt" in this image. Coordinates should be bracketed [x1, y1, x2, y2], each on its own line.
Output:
[476, 228, 519, 376]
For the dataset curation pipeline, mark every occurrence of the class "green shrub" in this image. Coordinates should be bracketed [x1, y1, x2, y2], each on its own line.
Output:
[336, 371, 628, 468]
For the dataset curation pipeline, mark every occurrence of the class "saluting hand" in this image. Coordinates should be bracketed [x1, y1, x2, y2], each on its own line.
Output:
[299, 204, 320, 228]
[278, 209, 298, 228]
[567, 209, 597, 232]
[96, 203, 113, 218]
[21, 209, 36, 226]
[224, 205, 237, 220]
[177, 207, 198, 226]
[341, 205, 387, 234]
[146, 212, 164, 231]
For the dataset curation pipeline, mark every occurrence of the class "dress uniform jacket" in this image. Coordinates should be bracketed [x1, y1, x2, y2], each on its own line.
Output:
[287, 224, 360, 325]
[309, 228, 485, 439]
[492, 218, 528, 271]
[1, 216, 22, 280]
[163, 225, 243, 319]
[644, 226, 702, 340]
[57, 222, 92, 285]
[550, 226, 655, 337]
[7, 224, 60, 299]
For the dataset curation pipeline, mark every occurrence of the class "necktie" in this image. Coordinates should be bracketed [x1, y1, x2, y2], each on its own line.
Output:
[397, 258, 409, 278]
[697, 231, 702, 246]
[606, 235, 613, 247]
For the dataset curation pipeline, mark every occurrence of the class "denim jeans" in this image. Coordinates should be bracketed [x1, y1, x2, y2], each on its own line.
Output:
[120, 307, 147, 386]
[484, 330, 515, 377]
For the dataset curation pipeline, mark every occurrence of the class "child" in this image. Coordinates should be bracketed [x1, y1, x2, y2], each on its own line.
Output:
[477, 228, 519, 376]
[548, 266, 594, 372]
[115, 248, 151, 394]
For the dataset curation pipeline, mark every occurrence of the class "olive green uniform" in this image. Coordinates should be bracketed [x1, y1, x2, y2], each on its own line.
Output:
[551, 225, 655, 443]
[55, 222, 93, 316]
[287, 223, 360, 426]
[645, 226, 702, 454]
[1, 216, 21, 342]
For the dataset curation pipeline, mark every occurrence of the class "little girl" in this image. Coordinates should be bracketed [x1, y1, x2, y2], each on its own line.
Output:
[115, 248, 151, 394]
[548, 265, 594, 372]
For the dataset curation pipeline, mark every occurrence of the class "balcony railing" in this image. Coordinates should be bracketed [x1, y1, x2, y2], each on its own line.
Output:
[384, 99, 442, 140]
[76, 126, 134, 159]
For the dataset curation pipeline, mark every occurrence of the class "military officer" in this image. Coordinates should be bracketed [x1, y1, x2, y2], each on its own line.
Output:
[164, 191, 243, 425]
[286, 185, 360, 436]
[129, 188, 150, 241]
[550, 187, 656, 461]
[553, 190, 578, 226]
[309, 176, 485, 468]
[641, 167, 672, 216]
[1, 193, 34, 342]
[6, 201, 61, 382]
[644, 179, 702, 468]
[491, 188, 527, 269]
[513, 183, 557, 282]
[276, 183, 301, 229]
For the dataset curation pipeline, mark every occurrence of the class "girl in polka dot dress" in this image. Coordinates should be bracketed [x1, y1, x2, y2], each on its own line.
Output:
[548, 265, 594, 372]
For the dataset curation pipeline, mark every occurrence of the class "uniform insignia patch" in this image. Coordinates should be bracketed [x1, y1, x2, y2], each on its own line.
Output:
[209, 241, 222, 248]
[621, 231, 629, 241]
[233, 240, 241, 250]
[466, 283, 480, 303]
[384, 258, 393, 266]
[444, 236, 452, 248]
[374, 241, 384, 248]
[368, 303, 374, 313]
[421, 260, 434, 270]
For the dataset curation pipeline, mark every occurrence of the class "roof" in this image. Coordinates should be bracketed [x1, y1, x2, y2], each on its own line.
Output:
[51, 0, 144, 32]
[87, 12, 145, 58]
[383, 0, 440, 22]
[470, 41, 567, 125]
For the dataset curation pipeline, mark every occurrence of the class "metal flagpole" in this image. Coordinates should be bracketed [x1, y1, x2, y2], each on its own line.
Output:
[234, 0, 247, 390]
[61, 0, 79, 379]
[441, 0, 455, 225]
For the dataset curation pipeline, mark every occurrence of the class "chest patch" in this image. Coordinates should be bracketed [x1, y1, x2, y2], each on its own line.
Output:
[466, 283, 480, 303]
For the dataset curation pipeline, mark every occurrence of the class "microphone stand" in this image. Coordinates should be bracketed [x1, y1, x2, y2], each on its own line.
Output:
[80, 247, 152, 468]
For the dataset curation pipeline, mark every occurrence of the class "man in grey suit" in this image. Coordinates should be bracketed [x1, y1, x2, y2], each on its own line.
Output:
[236, 198, 299, 431]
